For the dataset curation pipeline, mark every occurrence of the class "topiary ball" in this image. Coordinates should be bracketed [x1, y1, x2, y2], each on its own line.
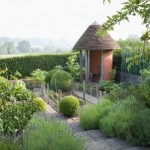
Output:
[45, 69, 58, 86]
[34, 97, 46, 112]
[59, 96, 79, 117]
[50, 70, 73, 92]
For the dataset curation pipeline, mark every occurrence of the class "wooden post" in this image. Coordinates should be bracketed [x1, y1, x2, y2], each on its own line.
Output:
[96, 84, 100, 103]
[83, 80, 86, 102]
[58, 89, 62, 113]
[85, 50, 88, 82]
[101, 50, 104, 80]
[88, 50, 90, 82]
[80, 50, 83, 83]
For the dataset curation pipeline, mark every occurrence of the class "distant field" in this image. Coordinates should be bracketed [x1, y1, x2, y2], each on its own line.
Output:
[0, 52, 72, 59]
[0, 54, 28, 59]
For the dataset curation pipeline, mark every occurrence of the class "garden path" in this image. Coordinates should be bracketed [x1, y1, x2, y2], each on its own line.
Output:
[73, 90, 99, 104]
[46, 105, 149, 150]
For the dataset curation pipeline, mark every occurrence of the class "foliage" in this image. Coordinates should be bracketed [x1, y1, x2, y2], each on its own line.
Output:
[31, 69, 47, 83]
[117, 38, 148, 51]
[76, 82, 92, 94]
[0, 53, 74, 78]
[4, 42, 17, 54]
[45, 69, 59, 86]
[99, 97, 142, 138]
[23, 112, 84, 150]
[98, 80, 117, 93]
[79, 99, 113, 130]
[80, 104, 99, 130]
[33, 97, 46, 112]
[106, 84, 127, 102]
[109, 67, 116, 80]
[0, 77, 36, 134]
[54, 65, 63, 70]
[100, 0, 150, 69]
[132, 109, 150, 146]
[51, 70, 73, 92]
[100, 0, 150, 42]
[0, 136, 22, 150]
[140, 67, 150, 80]
[59, 96, 79, 117]
[0, 100, 36, 134]
[17, 40, 31, 53]
[66, 54, 81, 81]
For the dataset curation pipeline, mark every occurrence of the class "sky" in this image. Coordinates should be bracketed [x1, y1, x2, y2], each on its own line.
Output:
[0, 0, 146, 42]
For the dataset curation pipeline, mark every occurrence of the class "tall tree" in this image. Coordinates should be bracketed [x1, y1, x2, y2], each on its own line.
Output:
[4, 42, 17, 54]
[17, 40, 31, 53]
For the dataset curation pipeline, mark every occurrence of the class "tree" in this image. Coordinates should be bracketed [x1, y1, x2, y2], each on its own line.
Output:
[100, 0, 150, 43]
[100, 0, 150, 68]
[3, 42, 17, 54]
[17, 40, 31, 53]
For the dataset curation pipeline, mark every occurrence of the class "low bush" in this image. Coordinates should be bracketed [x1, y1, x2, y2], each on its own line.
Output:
[45, 69, 59, 86]
[0, 77, 36, 134]
[80, 104, 99, 130]
[0, 136, 22, 150]
[99, 97, 145, 140]
[34, 97, 46, 112]
[0, 100, 35, 134]
[51, 70, 73, 92]
[106, 84, 127, 102]
[98, 80, 117, 93]
[132, 109, 150, 146]
[59, 96, 79, 117]
[79, 99, 114, 130]
[23, 112, 84, 150]
[31, 69, 47, 83]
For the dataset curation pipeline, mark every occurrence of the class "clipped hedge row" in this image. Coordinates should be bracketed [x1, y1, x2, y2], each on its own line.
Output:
[0, 53, 75, 78]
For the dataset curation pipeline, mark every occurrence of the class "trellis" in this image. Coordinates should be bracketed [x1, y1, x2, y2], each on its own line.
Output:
[121, 49, 150, 83]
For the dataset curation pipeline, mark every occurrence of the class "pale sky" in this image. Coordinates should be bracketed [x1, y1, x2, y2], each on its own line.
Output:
[0, 0, 146, 42]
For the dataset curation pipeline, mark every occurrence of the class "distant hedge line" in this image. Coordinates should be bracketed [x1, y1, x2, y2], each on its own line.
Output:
[0, 53, 75, 78]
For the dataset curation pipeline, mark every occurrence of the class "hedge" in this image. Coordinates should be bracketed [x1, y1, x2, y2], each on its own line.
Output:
[0, 53, 75, 78]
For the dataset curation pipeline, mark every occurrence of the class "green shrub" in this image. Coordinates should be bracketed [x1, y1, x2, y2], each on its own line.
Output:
[59, 96, 79, 117]
[99, 97, 143, 138]
[34, 97, 46, 112]
[45, 69, 58, 86]
[80, 104, 99, 130]
[98, 80, 117, 93]
[51, 70, 73, 92]
[106, 84, 127, 102]
[23, 112, 84, 150]
[66, 54, 81, 81]
[0, 53, 75, 78]
[79, 99, 114, 130]
[132, 109, 150, 146]
[8, 81, 35, 102]
[0, 136, 22, 150]
[0, 76, 10, 93]
[0, 100, 35, 134]
[31, 69, 47, 83]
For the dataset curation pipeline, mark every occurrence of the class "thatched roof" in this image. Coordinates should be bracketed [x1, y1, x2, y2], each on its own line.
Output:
[73, 22, 120, 50]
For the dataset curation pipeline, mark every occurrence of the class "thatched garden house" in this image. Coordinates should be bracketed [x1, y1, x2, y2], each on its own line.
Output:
[73, 22, 120, 82]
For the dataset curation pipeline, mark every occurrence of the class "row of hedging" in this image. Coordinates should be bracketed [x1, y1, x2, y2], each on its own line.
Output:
[0, 53, 75, 78]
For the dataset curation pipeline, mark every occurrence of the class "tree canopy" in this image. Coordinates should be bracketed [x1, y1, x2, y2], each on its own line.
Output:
[99, 0, 150, 42]
[100, 0, 150, 68]
[17, 40, 31, 53]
